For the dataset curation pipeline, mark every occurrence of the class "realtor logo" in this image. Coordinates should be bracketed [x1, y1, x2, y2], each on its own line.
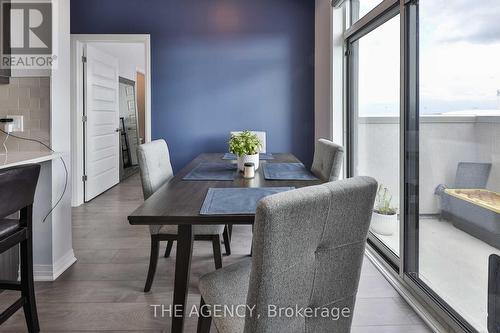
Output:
[3, 2, 52, 54]
[1, 0, 57, 71]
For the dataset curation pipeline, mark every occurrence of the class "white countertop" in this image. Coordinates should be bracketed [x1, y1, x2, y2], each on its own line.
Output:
[0, 151, 61, 169]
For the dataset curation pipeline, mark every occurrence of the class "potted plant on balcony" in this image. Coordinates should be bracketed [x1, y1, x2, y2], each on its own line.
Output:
[370, 185, 398, 236]
[229, 131, 262, 172]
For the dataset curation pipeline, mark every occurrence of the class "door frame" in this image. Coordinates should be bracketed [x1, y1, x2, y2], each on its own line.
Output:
[70, 34, 152, 207]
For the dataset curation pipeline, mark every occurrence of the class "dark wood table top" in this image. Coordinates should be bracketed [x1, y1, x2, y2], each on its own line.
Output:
[128, 153, 323, 225]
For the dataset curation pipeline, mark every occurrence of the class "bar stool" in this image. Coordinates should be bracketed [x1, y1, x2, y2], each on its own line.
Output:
[0, 164, 41, 332]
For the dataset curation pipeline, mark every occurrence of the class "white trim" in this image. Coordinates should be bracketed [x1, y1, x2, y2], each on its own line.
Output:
[332, 4, 346, 152]
[314, 0, 334, 142]
[70, 34, 152, 207]
[365, 248, 446, 333]
[34, 250, 77, 282]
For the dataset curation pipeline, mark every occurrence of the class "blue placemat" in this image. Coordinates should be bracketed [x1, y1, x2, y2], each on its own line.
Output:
[183, 163, 237, 181]
[200, 187, 294, 215]
[222, 153, 274, 160]
[263, 163, 318, 181]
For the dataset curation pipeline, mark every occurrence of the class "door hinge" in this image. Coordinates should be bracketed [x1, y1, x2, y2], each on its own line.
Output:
[82, 175, 88, 182]
[82, 115, 87, 122]
[82, 56, 87, 63]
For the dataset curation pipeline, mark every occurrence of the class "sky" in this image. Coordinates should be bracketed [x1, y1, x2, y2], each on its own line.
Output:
[355, 0, 500, 116]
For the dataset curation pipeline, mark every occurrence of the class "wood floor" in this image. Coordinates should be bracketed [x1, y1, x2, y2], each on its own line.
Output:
[0, 174, 432, 332]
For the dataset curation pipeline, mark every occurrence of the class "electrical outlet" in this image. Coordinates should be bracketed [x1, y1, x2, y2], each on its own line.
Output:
[6, 115, 23, 132]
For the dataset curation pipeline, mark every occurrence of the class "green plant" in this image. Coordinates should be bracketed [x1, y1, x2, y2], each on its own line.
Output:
[374, 185, 397, 215]
[228, 131, 262, 157]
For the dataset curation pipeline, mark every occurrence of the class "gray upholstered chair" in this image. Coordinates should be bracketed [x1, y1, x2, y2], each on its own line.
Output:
[137, 140, 229, 292]
[311, 139, 344, 181]
[197, 176, 378, 333]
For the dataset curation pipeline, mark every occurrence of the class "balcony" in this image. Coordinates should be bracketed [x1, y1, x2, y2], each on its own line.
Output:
[358, 113, 500, 332]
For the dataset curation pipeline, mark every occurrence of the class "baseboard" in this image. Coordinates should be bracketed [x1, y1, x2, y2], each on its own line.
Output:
[34, 249, 77, 282]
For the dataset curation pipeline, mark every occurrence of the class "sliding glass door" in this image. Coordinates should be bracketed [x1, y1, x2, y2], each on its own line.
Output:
[410, 1, 500, 331]
[348, 13, 401, 263]
[344, 0, 500, 331]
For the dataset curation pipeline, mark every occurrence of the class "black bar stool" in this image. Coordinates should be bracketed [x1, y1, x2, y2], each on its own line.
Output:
[0, 164, 41, 332]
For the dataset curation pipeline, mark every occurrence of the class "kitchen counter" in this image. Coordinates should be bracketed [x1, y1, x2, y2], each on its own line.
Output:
[0, 150, 75, 282]
[0, 151, 61, 169]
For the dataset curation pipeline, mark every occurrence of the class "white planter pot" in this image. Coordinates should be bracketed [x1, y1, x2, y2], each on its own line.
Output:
[370, 212, 397, 236]
[237, 154, 260, 172]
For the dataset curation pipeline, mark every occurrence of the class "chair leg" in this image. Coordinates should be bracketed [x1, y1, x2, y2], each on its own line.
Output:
[197, 297, 212, 333]
[20, 238, 39, 333]
[144, 235, 160, 292]
[212, 235, 223, 270]
[164, 240, 174, 258]
[222, 227, 231, 256]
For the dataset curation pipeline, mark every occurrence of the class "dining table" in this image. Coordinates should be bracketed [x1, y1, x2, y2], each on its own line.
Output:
[128, 153, 323, 332]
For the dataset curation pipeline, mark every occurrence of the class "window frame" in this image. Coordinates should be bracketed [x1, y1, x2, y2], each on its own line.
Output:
[345, 0, 401, 268]
[340, 0, 481, 332]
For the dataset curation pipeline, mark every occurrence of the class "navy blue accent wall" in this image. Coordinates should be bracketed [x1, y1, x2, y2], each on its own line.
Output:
[71, 0, 315, 171]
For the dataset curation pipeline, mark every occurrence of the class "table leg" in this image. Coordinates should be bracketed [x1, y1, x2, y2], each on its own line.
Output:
[171, 224, 194, 333]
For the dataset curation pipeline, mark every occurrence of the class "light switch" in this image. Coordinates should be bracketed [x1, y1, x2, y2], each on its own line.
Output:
[6, 115, 24, 132]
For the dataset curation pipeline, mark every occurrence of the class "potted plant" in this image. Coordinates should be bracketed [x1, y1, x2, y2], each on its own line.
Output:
[229, 131, 263, 172]
[370, 185, 398, 236]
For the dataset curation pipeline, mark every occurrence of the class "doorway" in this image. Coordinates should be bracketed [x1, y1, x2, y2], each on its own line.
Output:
[71, 35, 151, 206]
[118, 77, 141, 180]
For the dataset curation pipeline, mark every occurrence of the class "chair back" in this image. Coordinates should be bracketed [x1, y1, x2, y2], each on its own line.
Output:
[0, 164, 40, 219]
[245, 176, 377, 333]
[230, 131, 267, 154]
[137, 140, 174, 200]
[311, 139, 344, 181]
[455, 162, 491, 189]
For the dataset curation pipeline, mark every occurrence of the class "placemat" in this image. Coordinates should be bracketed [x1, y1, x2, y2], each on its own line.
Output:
[263, 163, 318, 181]
[200, 187, 294, 215]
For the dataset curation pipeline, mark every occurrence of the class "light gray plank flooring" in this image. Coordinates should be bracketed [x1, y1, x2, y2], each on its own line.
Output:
[0, 174, 432, 332]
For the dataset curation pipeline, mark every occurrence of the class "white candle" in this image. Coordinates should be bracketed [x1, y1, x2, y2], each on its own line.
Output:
[244, 162, 255, 179]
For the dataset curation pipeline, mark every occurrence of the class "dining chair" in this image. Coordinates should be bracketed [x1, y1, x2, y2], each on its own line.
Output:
[311, 139, 344, 181]
[137, 140, 230, 292]
[230, 131, 267, 154]
[197, 176, 377, 333]
[0, 164, 41, 333]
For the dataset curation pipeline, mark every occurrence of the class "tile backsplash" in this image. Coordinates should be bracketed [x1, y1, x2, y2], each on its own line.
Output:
[0, 77, 50, 152]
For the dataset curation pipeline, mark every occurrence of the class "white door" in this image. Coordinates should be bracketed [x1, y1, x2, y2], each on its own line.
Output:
[84, 44, 120, 202]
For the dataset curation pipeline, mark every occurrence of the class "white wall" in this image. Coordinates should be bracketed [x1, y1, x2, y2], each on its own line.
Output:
[475, 118, 500, 192]
[315, 0, 333, 142]
[46, 0, 75, 280]
[357, 119, 401, 209]
[357, 116, 500, 214]
[92, 43, 146, 81]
